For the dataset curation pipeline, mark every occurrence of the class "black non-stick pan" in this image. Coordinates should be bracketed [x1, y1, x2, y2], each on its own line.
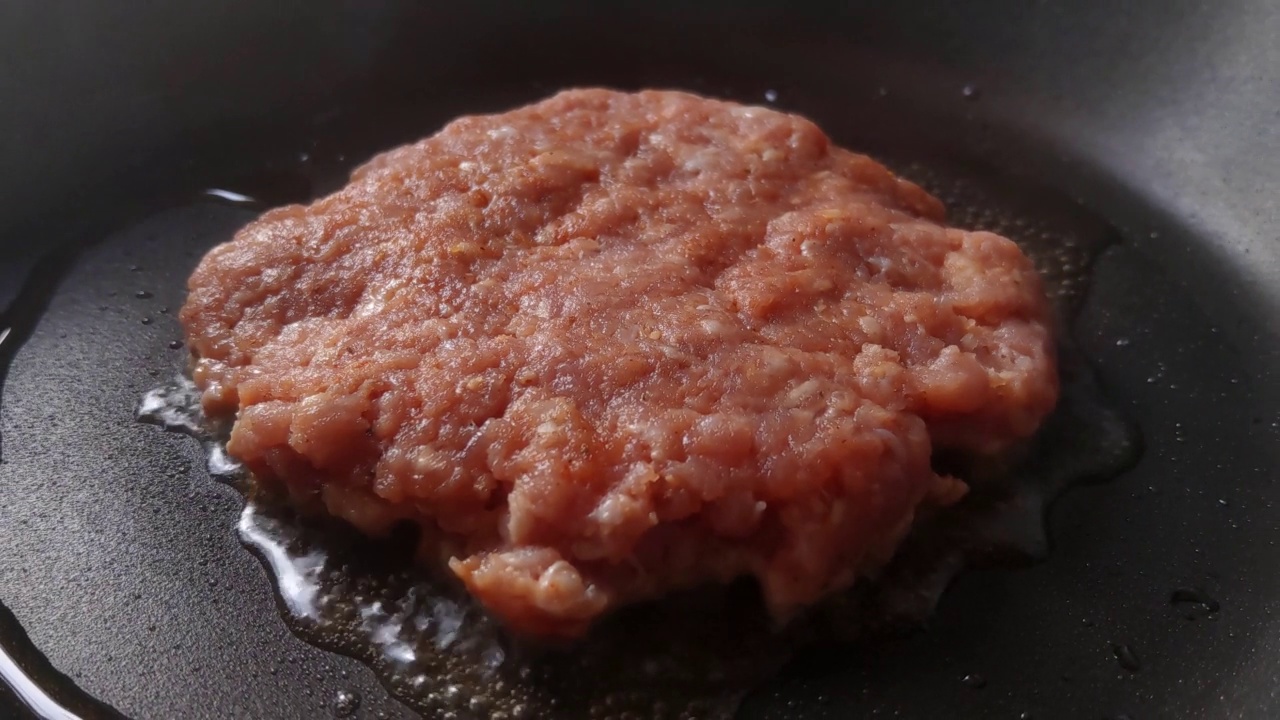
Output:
[2, 1, 1277, 718]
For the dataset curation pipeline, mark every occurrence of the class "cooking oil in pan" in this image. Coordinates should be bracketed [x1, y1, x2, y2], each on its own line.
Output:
[0, 251, 132, 718]
[0, 103, 1141, 719]
[0, 154, 1142, 720]
[126, 151, 1142, 720]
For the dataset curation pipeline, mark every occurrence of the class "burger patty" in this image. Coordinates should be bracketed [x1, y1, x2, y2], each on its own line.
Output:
[180, 89, 1057, 637]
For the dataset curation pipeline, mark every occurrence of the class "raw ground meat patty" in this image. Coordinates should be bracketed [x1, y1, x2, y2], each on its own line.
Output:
[181, 89, 1058, 637]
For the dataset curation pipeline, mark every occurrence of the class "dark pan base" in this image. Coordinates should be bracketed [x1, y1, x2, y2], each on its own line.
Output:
[1, 3, 1277, 719]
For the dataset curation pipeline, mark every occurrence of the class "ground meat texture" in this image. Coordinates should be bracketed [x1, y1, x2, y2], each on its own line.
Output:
[181, 89, 1057, 637]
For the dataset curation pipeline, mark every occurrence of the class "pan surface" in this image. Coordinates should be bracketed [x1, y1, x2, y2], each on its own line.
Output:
[1, 2, 1277, 718]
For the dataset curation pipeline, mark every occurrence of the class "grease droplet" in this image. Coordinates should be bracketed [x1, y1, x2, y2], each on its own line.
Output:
[1112, 643, 1142, 672]
[961, 673, 987, 689]
[962, 84, 981, 100]
[1171, 587, 1220, 619]
[332, 689, 361, 717]
[204, 188, 258, 205]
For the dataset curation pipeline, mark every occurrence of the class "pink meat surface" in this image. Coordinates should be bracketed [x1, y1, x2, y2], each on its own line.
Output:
[180, 89, 1057, 637]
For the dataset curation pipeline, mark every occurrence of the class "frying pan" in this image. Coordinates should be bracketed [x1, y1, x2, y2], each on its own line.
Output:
[1, 1, 1277, 718]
